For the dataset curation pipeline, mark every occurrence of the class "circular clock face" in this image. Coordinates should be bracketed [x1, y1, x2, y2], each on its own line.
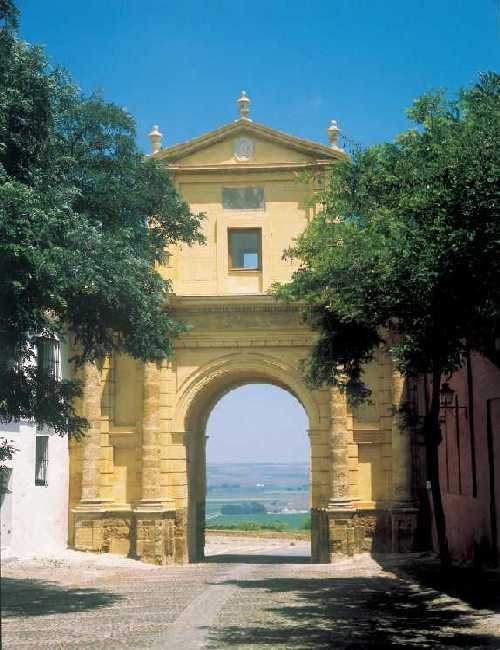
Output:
[234, 137, 254, 161]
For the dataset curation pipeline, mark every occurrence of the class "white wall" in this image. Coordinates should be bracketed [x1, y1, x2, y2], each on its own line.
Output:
[0, 422, 69, 557]
[0, 336, 70, 558]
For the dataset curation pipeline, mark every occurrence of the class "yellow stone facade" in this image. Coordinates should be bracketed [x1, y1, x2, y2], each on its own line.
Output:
[70, 99, 419, 563]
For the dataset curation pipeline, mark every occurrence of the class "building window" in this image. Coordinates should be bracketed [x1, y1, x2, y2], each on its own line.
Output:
[222, 187, 264, 210]
[35, 434, 49, 486]
[228, 229, 262, 271]
[0, 467, 12, 505]
[36, 337, 60, 380]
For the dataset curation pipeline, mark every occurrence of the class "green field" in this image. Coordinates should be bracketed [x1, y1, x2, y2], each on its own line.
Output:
[205, 463, 311, 532]
[206, 512, 309, 531]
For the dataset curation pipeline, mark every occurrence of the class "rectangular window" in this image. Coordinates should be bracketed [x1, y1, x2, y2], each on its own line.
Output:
[0, 467, 12, 506]
[228, 228, 262, 270]
[36, 338, 60, 380]
[35, 435, 49, 486]
[222, 187, 264, 210]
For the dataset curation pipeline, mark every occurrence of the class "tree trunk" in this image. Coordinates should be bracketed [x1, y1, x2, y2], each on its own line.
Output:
[425, 367, 451, 567]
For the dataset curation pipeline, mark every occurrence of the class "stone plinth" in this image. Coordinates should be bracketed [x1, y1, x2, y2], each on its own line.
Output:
[73, 507, 180, 564]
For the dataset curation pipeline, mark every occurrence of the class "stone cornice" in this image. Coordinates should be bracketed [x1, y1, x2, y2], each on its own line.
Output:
[174, 336, 314, 349]
[167, 160, 335, 175]
[170, 294, 304, 315]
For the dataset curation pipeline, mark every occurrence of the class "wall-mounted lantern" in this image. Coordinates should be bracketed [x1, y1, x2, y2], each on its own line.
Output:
[439, 382, 467, 423]
[439, 382, 455, 407]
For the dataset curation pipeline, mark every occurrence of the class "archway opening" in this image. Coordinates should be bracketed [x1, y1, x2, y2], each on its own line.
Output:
[188, 382, 311, 562]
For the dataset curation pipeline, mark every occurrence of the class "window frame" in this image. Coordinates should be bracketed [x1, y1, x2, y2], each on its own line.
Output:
[35, 335, 61, 381]
[35, 433, 49, 487]
[228, 227, 262, 272]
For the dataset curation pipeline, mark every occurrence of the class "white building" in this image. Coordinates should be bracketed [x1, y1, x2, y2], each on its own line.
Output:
[0, 337, 70, 558]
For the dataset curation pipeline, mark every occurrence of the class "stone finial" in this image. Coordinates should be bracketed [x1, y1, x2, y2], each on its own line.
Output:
[327, 119, 340, 149]
[149, 125, 163, 154]
[237, 90, 251, 120]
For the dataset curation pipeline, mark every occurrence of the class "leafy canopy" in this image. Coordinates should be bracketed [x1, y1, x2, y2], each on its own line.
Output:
[0, 6, 204, 438]
[276, 73, 500, 402]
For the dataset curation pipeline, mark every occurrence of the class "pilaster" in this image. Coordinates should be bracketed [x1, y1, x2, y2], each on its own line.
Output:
[79, 363, 104, 505]
[73, 362, 111, 551]
[390, 358, 419, 552]
[309, 427, 330, 562]
[133, 362, 176, 564]
[328, 387, 354, 509]
[327, 387, 357, 559]
[137, 361, 162, 505]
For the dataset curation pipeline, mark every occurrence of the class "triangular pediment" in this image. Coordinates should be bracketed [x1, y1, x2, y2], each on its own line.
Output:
[153, 119, 345, 169]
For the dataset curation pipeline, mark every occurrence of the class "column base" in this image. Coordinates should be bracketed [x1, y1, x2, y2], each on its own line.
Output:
[73, 499, 114, 512]
[327, 498, 355, 511]
[134, 498, 176, 513]
[72, 504, 181, 564]
[311, 508, 330, 563]
[73, 506, 132, 556]
[326, 506, 358, 561]
[132, 507, 177, 565]
[320, 505, 422, 562]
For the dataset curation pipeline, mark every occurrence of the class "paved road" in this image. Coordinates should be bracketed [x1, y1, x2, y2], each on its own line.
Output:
[2, 536, 500, 649]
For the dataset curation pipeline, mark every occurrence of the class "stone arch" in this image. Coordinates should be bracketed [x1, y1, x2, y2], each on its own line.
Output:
[174, 350, 321, 435]
[174, 350, 322, 561]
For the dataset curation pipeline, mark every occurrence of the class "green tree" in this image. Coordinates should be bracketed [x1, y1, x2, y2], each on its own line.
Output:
[0, 4, 204, 443]
[276, 73, 500, 564]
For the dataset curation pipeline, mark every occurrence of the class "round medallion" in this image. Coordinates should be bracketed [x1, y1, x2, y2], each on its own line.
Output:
[234, 137, 254, 161]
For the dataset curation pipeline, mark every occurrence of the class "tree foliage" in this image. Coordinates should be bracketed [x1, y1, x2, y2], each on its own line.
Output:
[276, 73, 500, 562]
[0, 5, 204, 438]
[278, 73, 500, 395]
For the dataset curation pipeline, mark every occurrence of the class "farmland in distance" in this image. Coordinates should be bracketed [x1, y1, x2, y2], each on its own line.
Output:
[206, 462, 310, 531]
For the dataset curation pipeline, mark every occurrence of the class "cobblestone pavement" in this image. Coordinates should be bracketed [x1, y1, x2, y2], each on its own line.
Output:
[2, 536, 500, 649]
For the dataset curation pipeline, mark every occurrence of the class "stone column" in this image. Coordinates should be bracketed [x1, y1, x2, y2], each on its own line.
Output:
[309, 428, 329, 563]
[328, 388, 353, 509]
[137, 361, 162, 507]
[73, 362, 108, 551]
[134, 362, 176, 564]
[79, 362, 102, 504]
[391, 365, 414, 506]
[390, 361, 418, 551]
[327, 387, 356, 559]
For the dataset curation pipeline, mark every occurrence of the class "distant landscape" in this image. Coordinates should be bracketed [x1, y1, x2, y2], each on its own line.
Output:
[206, 462, 310, 532]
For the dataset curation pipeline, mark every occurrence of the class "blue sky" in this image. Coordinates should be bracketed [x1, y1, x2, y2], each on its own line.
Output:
[206, 385, 309, 464]
[18, 0, 499, 154]
[17, 1, 498, 462]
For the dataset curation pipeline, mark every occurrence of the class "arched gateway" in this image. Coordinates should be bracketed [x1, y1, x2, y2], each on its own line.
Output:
[70, 95, 419, 563]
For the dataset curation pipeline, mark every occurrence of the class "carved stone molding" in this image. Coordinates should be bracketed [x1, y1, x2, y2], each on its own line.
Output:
[170, 294, 304, 314]
[174, 336, 314, 349]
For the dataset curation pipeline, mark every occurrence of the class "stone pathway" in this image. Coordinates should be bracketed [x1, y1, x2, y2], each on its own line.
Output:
[2, 536, 499, 649]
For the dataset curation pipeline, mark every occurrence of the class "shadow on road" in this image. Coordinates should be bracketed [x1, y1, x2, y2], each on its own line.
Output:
[1, 577, 124, 617]
[205, 553, 311, 564]
[375, 554, 500, 614]
[207, 573, 499, 648]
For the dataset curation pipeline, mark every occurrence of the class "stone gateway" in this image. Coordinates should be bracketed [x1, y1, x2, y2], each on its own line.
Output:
[70, 94, 419, 563]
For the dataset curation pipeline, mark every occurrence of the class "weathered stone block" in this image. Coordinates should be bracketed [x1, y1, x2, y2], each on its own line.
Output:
[330, 526, 348, 542]
[74, 528, 93, 549]
[160, 459, 186, 473]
